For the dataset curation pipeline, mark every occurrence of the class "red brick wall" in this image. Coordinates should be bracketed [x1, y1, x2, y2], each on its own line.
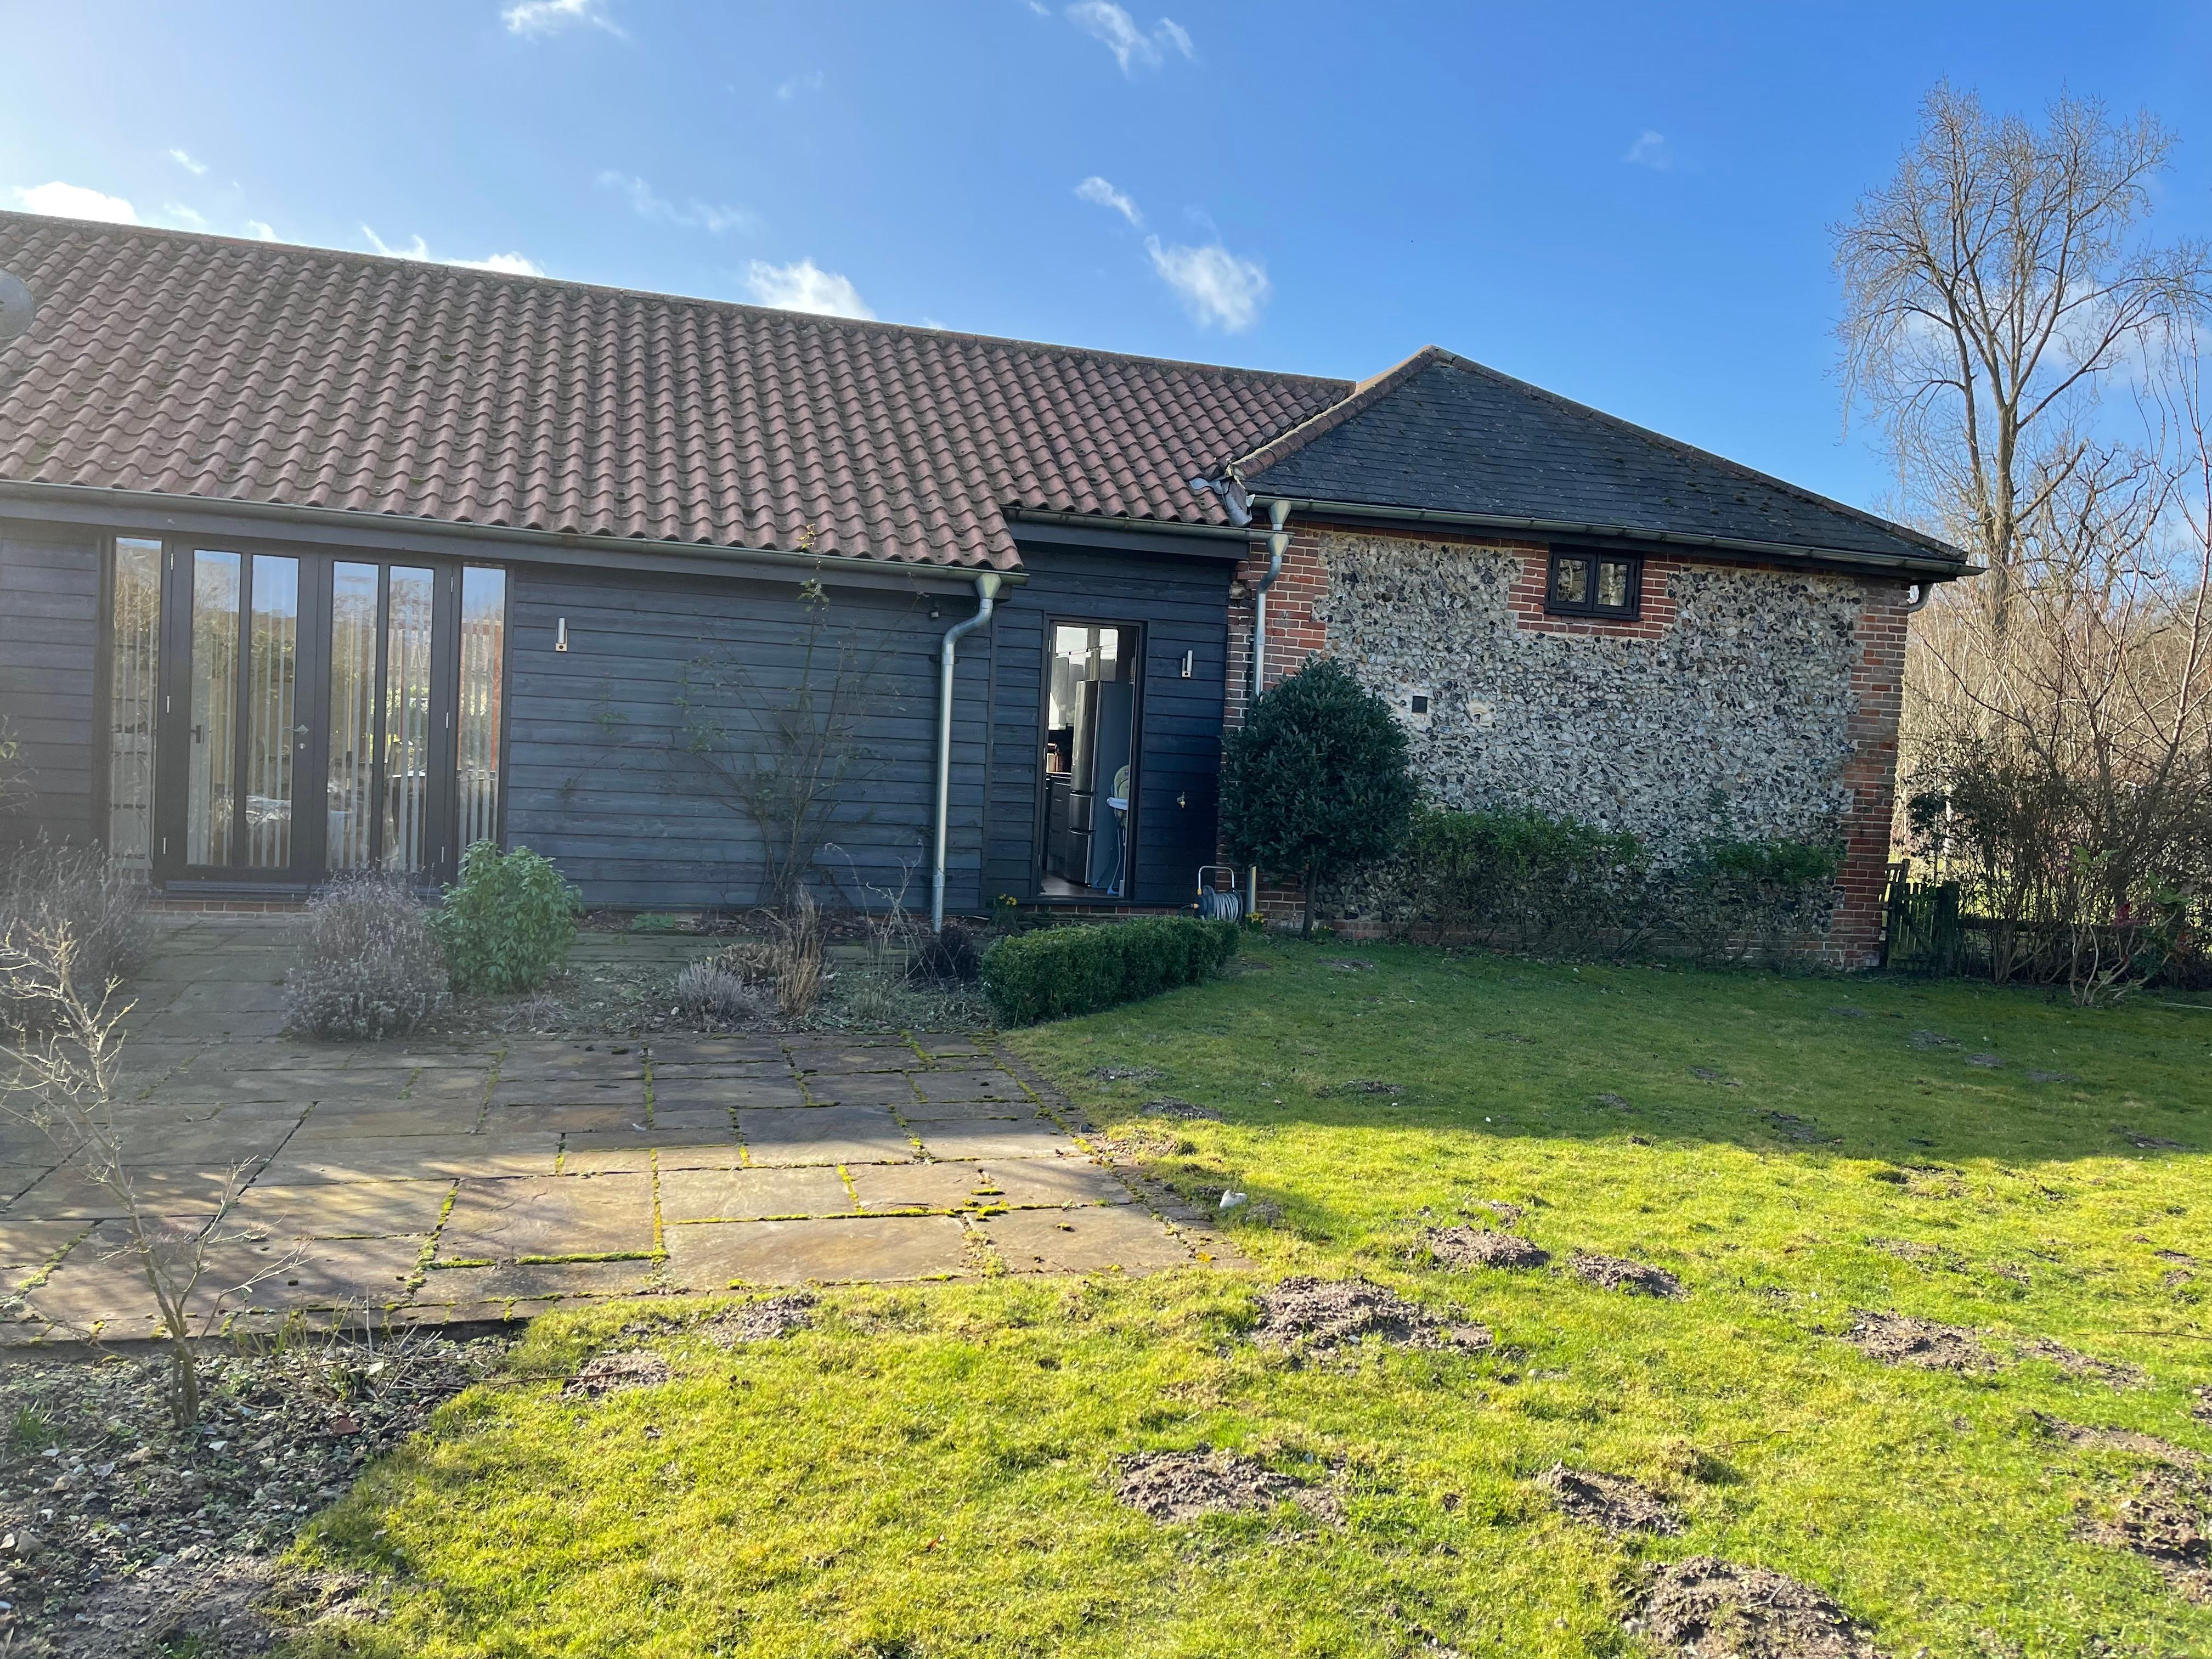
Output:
[1829, 582, 1912, 967]
[1220, 522, 1913, 961]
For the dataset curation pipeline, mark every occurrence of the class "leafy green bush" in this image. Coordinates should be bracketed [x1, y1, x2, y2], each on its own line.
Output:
[430, 842, 581, 994]
[1384, 804, 1650, 956]
[1221, 658, 1418, 936]
[1664, 833, 1843, 967]
[980, 916, 1239, 1026]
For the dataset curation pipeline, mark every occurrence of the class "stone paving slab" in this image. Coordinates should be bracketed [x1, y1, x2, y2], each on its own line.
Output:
[0, 918, 1238, 1344]
[436, 1175, 657, 1263]
[665, 1215, 970, 1289]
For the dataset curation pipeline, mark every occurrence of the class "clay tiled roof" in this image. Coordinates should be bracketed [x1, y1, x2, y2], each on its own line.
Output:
[0, 213, 1350, 569]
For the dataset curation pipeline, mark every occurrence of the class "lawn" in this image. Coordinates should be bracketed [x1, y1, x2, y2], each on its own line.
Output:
[290, 940, 2210, 1657]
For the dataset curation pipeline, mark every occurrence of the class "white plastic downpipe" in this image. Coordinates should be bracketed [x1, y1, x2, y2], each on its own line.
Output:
[1246, 498, 1293, 916]
[932, 572, 1002, 932]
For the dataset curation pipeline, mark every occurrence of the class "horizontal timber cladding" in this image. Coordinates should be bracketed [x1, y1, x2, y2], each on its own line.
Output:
[0, 523, 101, 845]
[503, 563, 980, 912]
[984, 545, 1233, 908]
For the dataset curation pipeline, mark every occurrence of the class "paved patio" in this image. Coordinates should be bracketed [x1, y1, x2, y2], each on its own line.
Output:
[2, 920, 1229, 1344]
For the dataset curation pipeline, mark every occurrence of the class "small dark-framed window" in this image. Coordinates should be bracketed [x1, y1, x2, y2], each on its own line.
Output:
[1545, 549, 1643, 619]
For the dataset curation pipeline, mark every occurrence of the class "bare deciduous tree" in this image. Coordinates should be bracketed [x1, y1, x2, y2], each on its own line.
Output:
[1835, 84, 2209, 627]
[2, 926, 274, 1424]
[674, 572, 897, 911]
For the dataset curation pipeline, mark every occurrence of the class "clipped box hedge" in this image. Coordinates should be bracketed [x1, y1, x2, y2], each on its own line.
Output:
[980, 916, 1240, 1026]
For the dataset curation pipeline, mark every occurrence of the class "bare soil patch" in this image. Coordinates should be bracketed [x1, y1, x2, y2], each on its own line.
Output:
[702, 1294, 816, 1345]
[1111, 1448, 1339, 1523]
[1633, 1556, 1888, 1658]
[0, 1336, 501, 1655]
[2016, 1337, 2147, 1390]
[2032, 1412, 2202, 1468]
[1844, 1311, 1995, 1373]
[1759, 1111, 1836, 1144]
[1326, 1080, 1404, 1097]
[562, 1350, 672, 1398]
[1254, 1277, 1492, 1353]
[1571, 1254, 1685, 1299]
[1536, 1464, 1683, 1534]
[1323, 958, 1376, 973]
[1138, 1098, 1223, 1121]
[1424, 1227, 1549, 1271]
[1471, 1200, 1526, 1224]
[2118, 1126, 2185, 1150]
[2082, 1471, 2212, 1604]
[2025, 1068, 2079, 1084]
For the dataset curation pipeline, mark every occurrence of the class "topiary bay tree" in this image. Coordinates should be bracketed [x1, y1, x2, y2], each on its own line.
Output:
[1220, 656, 1418, 938]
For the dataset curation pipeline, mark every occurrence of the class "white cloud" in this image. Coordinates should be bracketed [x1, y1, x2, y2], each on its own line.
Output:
[1145, 236, 1268, 331]
[501, 0, 624, 38]
[1076, 175, 1142, 228]
[1065, 2, 1193, 74]
[244, 220, 279, 242]
[163, 203, 210, 230]
[460, 251, 547, 275]
[362, 225, 545, 277]
[1623, 129, 1673, 171]
[595, 170, 758, 235]
[168, 148, 207, 176]
[11, 181, 138, 224]
[742, 258, 873, 320]
[774, 69, 825, 100]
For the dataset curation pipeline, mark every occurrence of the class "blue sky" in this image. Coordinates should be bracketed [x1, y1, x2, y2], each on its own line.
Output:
[5, 0, 2211, 518]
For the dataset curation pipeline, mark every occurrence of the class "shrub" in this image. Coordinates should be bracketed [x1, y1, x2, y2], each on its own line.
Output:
[430, 842, 580, 995]
[0, 713, 32, 816]
[1664, 833, 1842, 967]
[765, 892, 825, 1019]
[1382, 805, 1650, 957]
[673, 961, 771, 1025]
[286, 874, 450, 1040]
[0, 838, 149, 1022]
[907, 920, 981, 988]
[980, 916, 1239, 1026]
[1221, 657, 1419, 936]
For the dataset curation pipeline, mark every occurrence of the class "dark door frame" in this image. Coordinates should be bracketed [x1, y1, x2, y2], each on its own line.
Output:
[143, 534, 488, 894]
[1028, 614, 1148, 904]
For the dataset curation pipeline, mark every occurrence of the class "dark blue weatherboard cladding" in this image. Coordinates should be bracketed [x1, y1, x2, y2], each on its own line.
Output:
[504, 563, 988, 911]
[984, 544, 1232, 907]
[0, 524, 101, 845]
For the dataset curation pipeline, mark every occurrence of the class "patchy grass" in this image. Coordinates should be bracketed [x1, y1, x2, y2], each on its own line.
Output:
[289, 941, 2210, 1657]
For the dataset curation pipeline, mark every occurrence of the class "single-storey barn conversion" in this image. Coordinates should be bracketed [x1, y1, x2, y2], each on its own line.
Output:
[0, 213, 1967, 963]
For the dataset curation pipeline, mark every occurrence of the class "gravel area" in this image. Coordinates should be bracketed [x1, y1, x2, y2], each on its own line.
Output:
[0, 1333, 505, 1654]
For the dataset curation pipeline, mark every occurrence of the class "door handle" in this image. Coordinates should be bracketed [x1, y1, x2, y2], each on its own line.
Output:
[293, 724, 311, 736]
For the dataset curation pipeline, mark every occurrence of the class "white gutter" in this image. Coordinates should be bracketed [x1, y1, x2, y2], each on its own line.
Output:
[930, 571, 1002, 932]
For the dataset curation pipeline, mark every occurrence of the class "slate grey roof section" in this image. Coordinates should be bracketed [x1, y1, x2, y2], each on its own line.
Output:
[1237, 347, 1968, 572]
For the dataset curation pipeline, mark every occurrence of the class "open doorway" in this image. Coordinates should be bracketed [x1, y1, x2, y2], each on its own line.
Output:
[1040, 621, 1140, 899]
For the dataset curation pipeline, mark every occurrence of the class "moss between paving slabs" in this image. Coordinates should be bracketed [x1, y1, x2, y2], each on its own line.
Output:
[284, 941, 2211, 1657]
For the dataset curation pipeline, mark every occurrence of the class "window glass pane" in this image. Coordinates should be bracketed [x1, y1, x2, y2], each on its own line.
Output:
[244, 555, 299, 868]
[1596, 560, 1632, 611]
[185, 551, 240, 866]
[1553, 556, 1589, 605]
[457, 567, 506, 850]
[326, 563, 379, 870]
[381, 567, 435, 873]
[107, 539, 162, 868]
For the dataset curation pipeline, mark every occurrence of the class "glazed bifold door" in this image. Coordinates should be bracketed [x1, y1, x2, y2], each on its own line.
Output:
[154, 550, 505, 887]
[177, 548, 301, 874]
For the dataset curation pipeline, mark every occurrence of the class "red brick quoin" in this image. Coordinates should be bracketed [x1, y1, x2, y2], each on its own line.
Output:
[1220, 523, 1908, 967]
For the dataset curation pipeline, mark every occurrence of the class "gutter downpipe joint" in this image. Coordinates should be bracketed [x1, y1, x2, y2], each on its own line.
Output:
[1248, 498, 1293, 918]
[932, 571, 1003, 933]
